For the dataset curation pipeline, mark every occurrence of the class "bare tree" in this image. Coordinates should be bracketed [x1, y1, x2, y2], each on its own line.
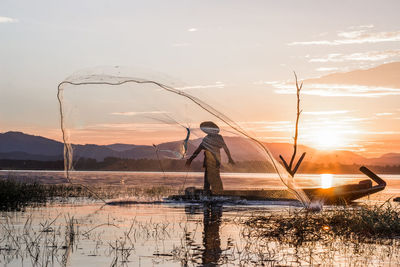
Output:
[279, 72, 306, 177]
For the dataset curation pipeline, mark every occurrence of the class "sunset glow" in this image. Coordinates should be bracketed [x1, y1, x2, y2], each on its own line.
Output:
[1, 1, 399, 159]
[1, 2, 400, 266]
[314, 130, 344, 150]
[321, 174, 333, 189]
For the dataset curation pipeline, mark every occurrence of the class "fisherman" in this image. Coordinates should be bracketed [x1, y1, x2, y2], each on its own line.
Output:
[185, 121, 235, 195]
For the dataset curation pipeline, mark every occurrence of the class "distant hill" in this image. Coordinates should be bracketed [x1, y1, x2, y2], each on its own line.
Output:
[105, 144, 140, 152]
[0, 131, 63, 157]
[0, 131, 399, 167]
[305, 61, 400, 88]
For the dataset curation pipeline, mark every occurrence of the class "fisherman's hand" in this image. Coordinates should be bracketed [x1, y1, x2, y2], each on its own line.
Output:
[228, 158, 235, 165]
[185, 159, 192, 167]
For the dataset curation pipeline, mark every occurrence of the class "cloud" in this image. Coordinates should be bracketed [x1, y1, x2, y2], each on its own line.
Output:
[273, 83, 400, 97]
[303, 110, 350, 115]
[246, 120, 291, 125]
[303, 116, 371, 125]
[86, 122, 176, 132]
[111, 111, 169, 116]
[187, 28, 198, 32]
[0, 16, 18, 23]
[310, 50, 400, 63]
[253, 81, 281, 85]
[289, 26, 400, 46]
[260, 63, 400, 97]
[178, 82, 225, 90]
[258, 136, 292, 141]
[315, 67, 339, 72]
[290, 40, 335, 46]
[361, 131, 400, 135]
[348, 24, 374, 30]
[239, 120, 293, 133]
[375, 112, 394, 116]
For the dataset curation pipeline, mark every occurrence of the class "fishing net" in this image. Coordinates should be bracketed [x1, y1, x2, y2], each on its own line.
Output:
[57, 66, 310, 206]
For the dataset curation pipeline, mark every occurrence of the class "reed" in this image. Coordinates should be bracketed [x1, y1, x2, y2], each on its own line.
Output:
[245, 201, 400, 245]
[0, 177, 177, 210]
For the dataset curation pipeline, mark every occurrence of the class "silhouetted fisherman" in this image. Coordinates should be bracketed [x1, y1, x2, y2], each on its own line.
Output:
[186, 121, 234, 195]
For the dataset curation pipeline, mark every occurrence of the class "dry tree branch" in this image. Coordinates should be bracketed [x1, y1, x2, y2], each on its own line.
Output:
[280, 72, 306, 177]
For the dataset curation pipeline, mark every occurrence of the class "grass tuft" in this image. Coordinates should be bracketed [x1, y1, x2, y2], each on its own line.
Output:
[245, 202, 400, 245]
[0, 178, 177, 210]
[0, 179, 48, 211]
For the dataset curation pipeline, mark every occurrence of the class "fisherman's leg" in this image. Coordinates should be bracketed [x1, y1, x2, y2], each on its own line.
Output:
[204, 151, 223, 194]
[204, 168, 211, 196]
[212, 168, 224, 193]
[207, 168, 220, 194]
[207, 167, 223, 194]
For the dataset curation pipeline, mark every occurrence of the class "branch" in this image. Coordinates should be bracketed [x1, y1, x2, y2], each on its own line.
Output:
[292, 152, 306, 176]
[280, 72, 306, 177]
[288, 72, 302, 169]
[279, 155, 291, 174]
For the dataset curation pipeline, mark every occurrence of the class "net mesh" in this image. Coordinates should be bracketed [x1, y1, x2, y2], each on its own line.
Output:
[57, 67, 310, 206]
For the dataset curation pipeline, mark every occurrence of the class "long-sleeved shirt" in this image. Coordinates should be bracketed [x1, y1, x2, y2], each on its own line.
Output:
[189, 134, 231, 168]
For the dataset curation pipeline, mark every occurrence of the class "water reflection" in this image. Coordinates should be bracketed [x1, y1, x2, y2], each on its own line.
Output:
[185, 204, 223, 266]
[2, 201, 400, 266]
[202, 204, 223, 266]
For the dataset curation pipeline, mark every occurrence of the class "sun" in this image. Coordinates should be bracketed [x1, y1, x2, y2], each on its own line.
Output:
[313, 129, 344, 150]
[321, 174, 333, 188]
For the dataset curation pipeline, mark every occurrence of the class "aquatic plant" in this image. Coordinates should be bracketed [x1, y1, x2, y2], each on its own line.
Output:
[2, 201, 400, 266]
[0, 176, 179, 211]
[245, 201, 400, 245]
[0, 179, 48, 211]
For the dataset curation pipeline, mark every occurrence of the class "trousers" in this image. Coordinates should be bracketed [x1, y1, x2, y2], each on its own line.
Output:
[204, 150, 224, 194]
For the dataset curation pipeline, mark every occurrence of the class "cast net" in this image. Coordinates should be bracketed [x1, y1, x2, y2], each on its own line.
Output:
[57, 67, 310, 206]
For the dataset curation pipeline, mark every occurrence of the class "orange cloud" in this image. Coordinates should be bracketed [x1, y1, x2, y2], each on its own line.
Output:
[309, 50, 400, 63]
[289, 26, 400, 46]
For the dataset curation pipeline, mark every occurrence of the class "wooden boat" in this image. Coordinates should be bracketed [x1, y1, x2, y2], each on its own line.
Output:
[302, 167, 386, 204]
[168, 167, 386, 205]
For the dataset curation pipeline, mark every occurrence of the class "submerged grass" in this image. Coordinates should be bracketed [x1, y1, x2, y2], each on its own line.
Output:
[0, 179, 48, 211]
[245, 202, 400, 245]
[1, 196, 400, 266]
[0, 177, 176, 211]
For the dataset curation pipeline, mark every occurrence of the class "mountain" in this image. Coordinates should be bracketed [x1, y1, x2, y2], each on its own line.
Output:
[367, 153, 400, 166]
[106, 144, 146, 152]
[305, 62, 400, 88]
[0, 132, 158, 161]
[0, 131, 399, 166]
[0, 151, 62, 161]
[0, 131, 63, 156]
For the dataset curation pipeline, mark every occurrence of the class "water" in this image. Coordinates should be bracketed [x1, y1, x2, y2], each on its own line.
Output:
[2, 169, 399, 189]
[1, 171, 400, 266]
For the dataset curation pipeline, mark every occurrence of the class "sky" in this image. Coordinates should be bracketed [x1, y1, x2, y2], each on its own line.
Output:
[1, 0, 399, 157]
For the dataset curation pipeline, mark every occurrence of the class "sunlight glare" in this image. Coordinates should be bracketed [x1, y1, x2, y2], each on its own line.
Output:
[321, 174, 333, 189]
[315, 130, 343, 150]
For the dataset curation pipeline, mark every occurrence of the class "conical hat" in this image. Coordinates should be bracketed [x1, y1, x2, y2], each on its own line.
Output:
[200, 121, 220, 134]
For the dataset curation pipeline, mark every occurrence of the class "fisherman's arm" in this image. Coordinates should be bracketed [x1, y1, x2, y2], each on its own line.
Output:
[185, 144, 203, 166]
[222, 141, 235, 165]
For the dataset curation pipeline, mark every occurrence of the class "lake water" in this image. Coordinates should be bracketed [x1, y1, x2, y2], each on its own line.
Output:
[1, 171, 400, 266]
[2, 169, 399, 190]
